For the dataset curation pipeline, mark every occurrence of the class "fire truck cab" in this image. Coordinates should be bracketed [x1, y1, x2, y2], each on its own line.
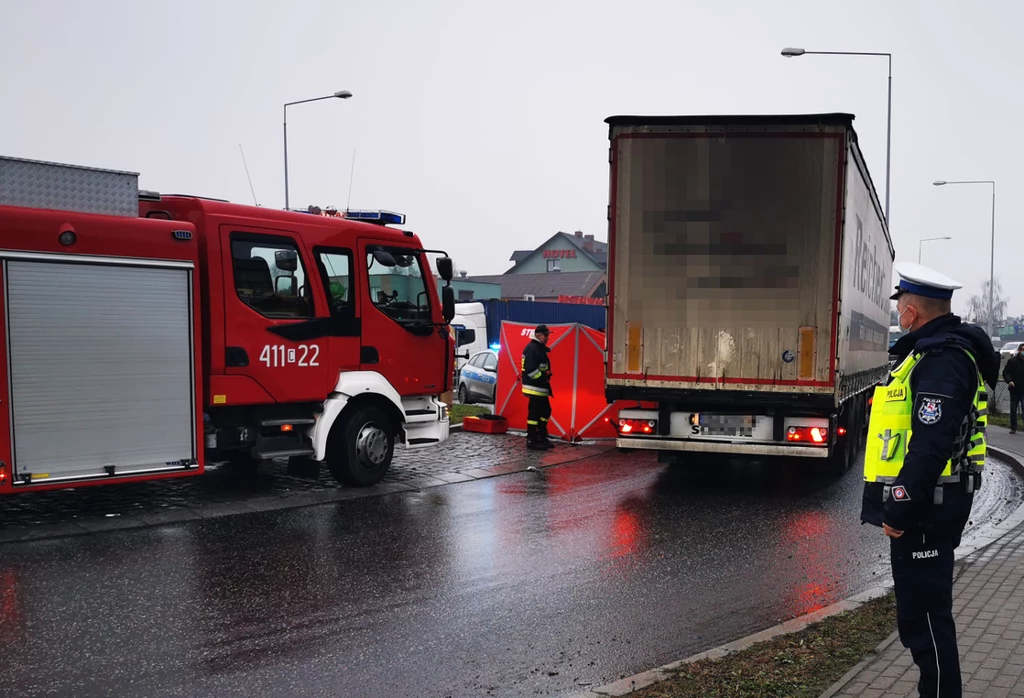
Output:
[0, 155, 456, 493]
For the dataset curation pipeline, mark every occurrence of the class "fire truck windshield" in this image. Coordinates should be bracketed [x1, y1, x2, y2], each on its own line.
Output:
[367, 247, 432, 324]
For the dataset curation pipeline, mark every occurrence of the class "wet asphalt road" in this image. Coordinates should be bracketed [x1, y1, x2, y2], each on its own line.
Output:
[0, 450, 1021, 698]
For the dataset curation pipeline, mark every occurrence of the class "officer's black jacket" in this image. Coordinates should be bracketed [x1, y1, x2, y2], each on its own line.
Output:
[861, 314, 999, 534]
[522, 339, 551, 391]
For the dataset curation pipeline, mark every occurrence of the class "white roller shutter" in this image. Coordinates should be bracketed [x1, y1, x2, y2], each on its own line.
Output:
[6, 258, 196, 483]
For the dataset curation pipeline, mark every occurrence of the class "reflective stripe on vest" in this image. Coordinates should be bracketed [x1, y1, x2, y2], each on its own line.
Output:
[863, 348, 987, 485]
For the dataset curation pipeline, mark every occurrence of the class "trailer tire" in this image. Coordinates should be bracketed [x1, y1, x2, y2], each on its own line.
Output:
[327, 406, 395, 487]
[828, 407, 855, 475]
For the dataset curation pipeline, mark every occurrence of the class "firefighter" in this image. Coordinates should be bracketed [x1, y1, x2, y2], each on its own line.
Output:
[862, 262, 998, 698]
[521, 325, 553, 450]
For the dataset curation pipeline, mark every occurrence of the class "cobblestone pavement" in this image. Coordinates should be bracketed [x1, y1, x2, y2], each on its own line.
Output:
[0, 432, 612, 543]
[824, 427, 1024, 698]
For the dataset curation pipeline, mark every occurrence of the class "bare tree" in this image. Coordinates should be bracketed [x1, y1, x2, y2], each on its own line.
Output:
[965, 278, 1008, 329]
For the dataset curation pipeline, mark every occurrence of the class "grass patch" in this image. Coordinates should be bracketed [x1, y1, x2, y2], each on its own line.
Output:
[989, 413, 1010, 429]
[449, 404, 492, 424]
[631, 593, 896, 698]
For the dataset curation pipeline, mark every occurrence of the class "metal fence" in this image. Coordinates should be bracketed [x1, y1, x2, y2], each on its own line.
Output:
[992, 380, 1014, 415]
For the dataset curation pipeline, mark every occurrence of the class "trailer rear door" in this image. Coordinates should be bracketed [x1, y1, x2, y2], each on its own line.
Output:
[607, 126, 843, 390]
[5, 255, 197, 485]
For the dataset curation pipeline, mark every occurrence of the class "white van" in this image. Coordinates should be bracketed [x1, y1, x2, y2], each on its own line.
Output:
[452, 302, 488, 371]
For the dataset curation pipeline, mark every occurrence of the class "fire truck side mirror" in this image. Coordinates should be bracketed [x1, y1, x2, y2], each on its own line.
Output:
[275, 249, 298, 272]
[436, 256, 454, 282]
[372, 249, 397, 267]
[442, 286, 456, 323]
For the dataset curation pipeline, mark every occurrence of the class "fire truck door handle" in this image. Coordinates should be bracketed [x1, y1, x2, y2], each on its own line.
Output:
[226, 347, 250, 367]
[360, 347, 380, 364]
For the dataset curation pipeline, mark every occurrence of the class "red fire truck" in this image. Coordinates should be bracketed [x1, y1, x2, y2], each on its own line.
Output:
[0, 155, 456, 493]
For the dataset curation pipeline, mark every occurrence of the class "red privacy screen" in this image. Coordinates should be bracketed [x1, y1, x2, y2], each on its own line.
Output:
[495, 321, 639, 441]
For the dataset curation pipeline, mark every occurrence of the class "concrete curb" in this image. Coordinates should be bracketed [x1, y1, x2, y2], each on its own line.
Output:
[572, 445, 1024, 698]
[816, 630, 902, 698]
[951, 445, 1024, 561]
[568, 586, 893, 698]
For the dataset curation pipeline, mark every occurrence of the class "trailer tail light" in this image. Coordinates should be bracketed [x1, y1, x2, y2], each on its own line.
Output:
[0, 462, 7, 484]
[787, 426, 828, 444]
[617, 418, 656, 435]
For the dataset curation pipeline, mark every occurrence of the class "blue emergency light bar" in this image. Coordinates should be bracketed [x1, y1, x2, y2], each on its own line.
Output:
[344, 209, 406, 225]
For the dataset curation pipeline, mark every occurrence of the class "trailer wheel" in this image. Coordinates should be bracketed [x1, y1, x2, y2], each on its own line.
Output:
[828, 408, 855, 475]
[327, 406, 395, 487]
[828, 440, 851, 475]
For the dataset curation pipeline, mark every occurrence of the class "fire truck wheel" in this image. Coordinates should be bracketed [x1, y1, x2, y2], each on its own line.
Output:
[327, 406, 395, 486]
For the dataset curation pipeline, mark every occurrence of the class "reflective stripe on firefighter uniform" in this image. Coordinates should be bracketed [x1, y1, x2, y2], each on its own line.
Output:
[521, 340, 551, 399]
[863, 348, 987, 490]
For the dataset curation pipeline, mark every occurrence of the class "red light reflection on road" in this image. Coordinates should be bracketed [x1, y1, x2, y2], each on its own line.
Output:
[0, 568, 23, 645]
[778, 510, 837, 616]
[609, 504, 642, 559]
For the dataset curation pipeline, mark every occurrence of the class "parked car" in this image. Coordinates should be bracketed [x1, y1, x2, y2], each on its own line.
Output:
[1001, 341, 1022, 359]
[457, 349, 498, 404]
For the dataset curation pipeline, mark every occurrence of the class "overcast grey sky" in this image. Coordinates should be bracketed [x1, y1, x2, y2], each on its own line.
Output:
[2, 0, 1020, 316]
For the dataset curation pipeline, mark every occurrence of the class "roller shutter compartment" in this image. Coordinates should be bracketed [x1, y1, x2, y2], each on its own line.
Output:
[5, 259, 196, 483]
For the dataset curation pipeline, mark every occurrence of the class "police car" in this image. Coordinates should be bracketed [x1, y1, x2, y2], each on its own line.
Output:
[457, 349, 498, 404]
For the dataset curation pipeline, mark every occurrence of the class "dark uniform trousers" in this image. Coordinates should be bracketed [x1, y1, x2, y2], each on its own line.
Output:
[891, 530, 960, 697]
[526, 394, 552, 433]
[890, 482, 974, 698]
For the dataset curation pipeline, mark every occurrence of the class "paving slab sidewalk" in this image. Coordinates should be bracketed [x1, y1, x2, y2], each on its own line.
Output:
[821, 425, 1024, 698]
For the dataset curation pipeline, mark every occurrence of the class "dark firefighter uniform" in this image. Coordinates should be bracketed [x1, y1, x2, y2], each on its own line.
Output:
[862, 263, 998, 698]
[521, 325, 553, 450]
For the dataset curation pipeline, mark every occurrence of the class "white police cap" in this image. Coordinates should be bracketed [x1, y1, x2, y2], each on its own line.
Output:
[889, 262, 963, 301]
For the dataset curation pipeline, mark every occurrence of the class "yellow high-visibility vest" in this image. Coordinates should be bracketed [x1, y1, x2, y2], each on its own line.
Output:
[863, 349, 987, 486]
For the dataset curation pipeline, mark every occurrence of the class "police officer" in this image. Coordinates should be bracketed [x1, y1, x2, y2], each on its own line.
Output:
[862, 262, 999, 698]
[521, 325, 553, 450]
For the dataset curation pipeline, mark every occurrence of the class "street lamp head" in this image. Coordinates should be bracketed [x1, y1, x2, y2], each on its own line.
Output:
[334, 90, 353, 99]
[933, 181, 947, 186]
[781, 47, 806, 58]
[941, 236, 952, 240]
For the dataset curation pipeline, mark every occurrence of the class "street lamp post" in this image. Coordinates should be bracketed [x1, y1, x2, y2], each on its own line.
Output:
[781, 48, 892, 226]
[933, 180, 997, 338]
[283, 90, 353, 210]
[917, 236, 951, 264]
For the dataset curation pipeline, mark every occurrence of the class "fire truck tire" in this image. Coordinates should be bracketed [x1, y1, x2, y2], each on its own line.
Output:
[327, 406, 395, 486]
